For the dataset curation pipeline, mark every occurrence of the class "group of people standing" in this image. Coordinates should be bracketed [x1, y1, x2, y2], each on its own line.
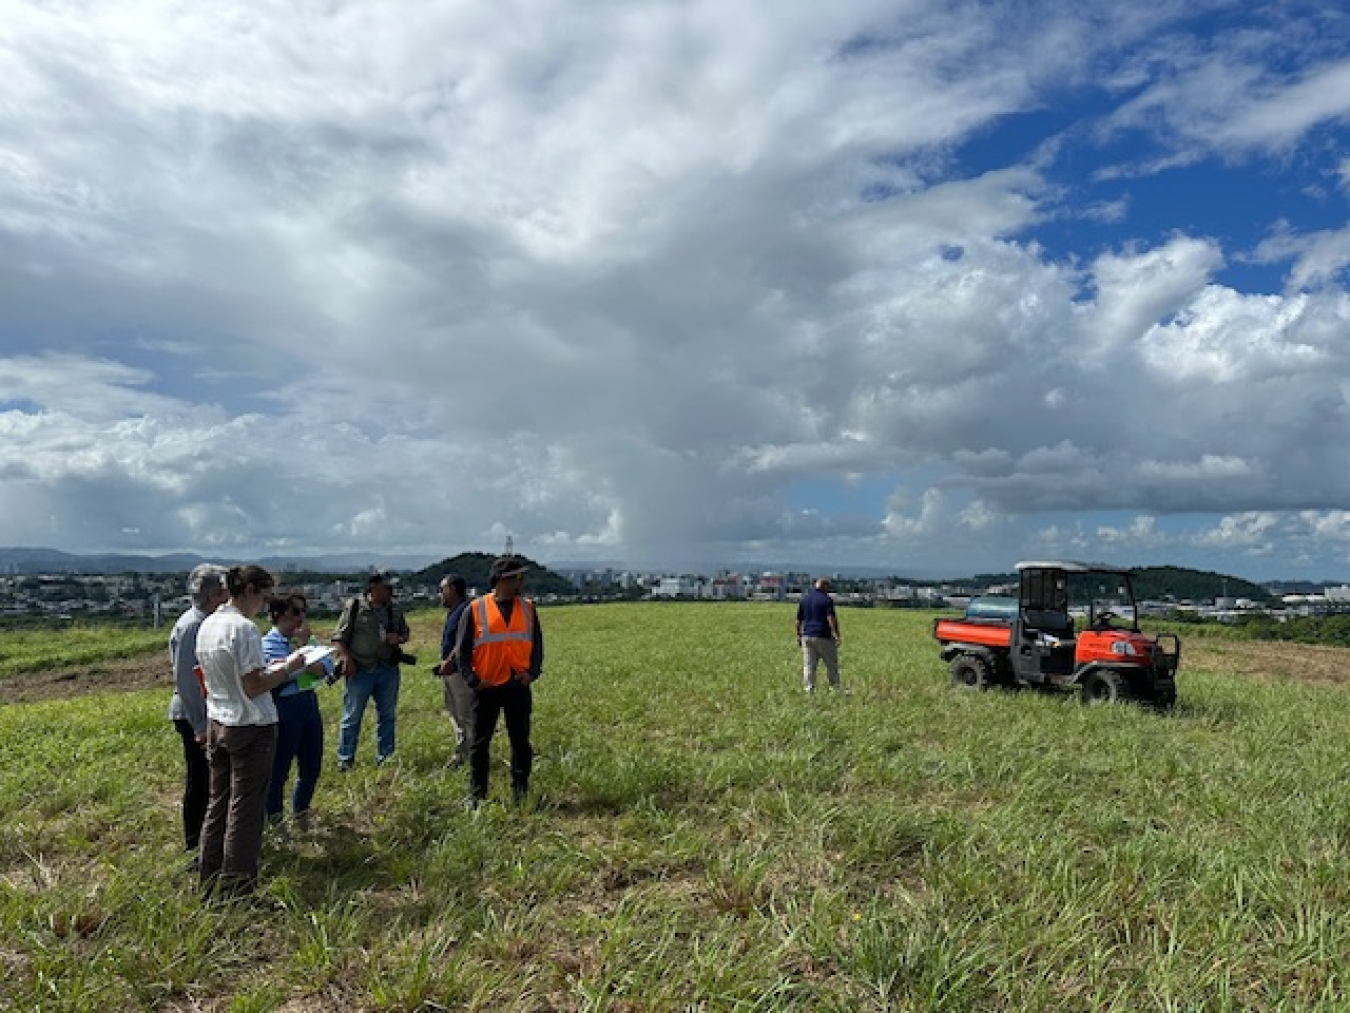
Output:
[164, 554, 836, 900]
[166, 554, 545, 900]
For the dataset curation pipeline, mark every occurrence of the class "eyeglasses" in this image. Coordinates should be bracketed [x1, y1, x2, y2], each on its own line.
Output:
[289, 606, 307, 616]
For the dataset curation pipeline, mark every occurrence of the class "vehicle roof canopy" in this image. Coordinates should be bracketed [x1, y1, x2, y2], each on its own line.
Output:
[1015, 560, 1130, 575]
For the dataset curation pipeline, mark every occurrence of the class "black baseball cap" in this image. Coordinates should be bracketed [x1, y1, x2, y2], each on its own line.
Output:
[489, 556, 528, 584]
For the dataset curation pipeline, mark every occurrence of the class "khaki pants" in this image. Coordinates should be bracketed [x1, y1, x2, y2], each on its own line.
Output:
[802, 637, 840, 692]
[441, 670, 476, 764]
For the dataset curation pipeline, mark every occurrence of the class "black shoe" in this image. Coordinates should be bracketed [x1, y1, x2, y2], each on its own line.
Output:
[337, 759, 353, 772]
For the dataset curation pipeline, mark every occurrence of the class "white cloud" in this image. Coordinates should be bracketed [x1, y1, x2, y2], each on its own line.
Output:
[1253, 223, 1350, 291]
[1192, 513, 1280, 550]
[1096, 515, 1163, 547]
[0, 2, 1348, 581]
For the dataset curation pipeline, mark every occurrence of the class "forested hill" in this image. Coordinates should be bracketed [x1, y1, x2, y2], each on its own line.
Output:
[952, 566, 1275, 604]
[1124, 566, 1271, 603]
[413, 552, 576, 597]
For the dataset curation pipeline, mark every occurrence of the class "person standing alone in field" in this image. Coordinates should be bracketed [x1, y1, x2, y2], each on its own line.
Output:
[796, 577, 842, 694]
[455, 555, 543, 808]
[435, 574, 474, 768]
[167, 563, 229, 867]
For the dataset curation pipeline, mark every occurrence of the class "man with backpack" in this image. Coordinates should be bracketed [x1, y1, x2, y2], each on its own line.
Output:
[332, 572, 412, 770]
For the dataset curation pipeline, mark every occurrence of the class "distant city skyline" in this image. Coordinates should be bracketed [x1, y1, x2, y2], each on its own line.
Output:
[0, 544, 1341, 590]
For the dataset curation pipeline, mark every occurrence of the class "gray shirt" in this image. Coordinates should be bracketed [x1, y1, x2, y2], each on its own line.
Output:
[167, 605, 209, 735]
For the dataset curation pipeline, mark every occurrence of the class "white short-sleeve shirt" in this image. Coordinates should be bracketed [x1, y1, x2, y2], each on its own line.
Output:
[197, 604, 278, 727]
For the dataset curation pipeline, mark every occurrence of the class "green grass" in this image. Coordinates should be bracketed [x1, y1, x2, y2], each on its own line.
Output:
[3, 604, 1350, 1010]
[0, 622, 166, 678]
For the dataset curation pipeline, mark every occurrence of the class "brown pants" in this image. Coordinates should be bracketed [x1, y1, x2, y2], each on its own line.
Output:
[199, 721, 278, 897]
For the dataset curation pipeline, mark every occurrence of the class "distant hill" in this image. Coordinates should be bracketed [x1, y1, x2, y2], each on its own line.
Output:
[0, 547, 205, 574]
[413, 552, 576, 597]
[1131, 566, 1272, 604]
[898, 564, 1275, 604]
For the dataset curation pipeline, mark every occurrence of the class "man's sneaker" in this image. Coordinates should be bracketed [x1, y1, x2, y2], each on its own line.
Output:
[293, 811, 312, 834]
[337, 759, 354, 772]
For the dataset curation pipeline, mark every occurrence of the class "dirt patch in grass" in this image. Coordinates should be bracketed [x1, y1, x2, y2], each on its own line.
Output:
[1185, 638, 1350, 685]
[1, 650, 164, 706]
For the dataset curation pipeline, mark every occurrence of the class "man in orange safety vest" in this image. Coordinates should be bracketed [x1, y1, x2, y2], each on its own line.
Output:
[453, 555, 544, 807]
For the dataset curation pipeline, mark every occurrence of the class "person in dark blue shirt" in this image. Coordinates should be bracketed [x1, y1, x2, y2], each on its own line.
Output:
[435, 574, 473, 767]
[795, 577, 842, 693]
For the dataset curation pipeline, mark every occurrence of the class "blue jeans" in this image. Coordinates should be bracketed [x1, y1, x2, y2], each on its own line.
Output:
[267, 691, 324, 818]
[337, 664, 401, 764]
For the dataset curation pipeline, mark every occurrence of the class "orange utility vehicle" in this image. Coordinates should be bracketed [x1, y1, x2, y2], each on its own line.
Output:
[933, 561, 1179, 705]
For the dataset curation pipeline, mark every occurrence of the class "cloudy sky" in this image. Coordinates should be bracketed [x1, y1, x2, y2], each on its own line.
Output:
[3, 1, 1350, 580]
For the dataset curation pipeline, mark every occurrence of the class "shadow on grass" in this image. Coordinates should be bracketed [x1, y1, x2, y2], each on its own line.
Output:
[1158, 698, 1254, 727]
[262, 820, 388, 907]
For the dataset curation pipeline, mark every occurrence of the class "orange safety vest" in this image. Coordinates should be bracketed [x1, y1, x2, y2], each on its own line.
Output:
[470, 594, 535, 688]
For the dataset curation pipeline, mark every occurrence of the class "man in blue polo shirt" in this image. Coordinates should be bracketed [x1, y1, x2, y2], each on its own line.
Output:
[795, 577, 842, 694]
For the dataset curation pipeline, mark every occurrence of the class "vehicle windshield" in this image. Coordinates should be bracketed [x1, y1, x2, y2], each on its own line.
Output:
[1065, 570, 1135, 625]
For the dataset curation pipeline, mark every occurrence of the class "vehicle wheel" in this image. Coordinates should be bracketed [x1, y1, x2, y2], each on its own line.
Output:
[950, 655, 990, 691]
[1079, 669, 1126, 705]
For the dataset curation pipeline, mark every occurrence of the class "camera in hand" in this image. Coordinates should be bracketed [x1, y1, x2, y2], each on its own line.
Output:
[330, 657, 350, 683]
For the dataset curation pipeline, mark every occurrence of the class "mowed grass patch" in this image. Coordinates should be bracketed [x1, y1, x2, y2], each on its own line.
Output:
[4, 604, 1350, 1009]
[0, 622, 165, 679]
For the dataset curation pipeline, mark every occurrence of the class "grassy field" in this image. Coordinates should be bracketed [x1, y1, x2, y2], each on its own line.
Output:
[0, 622, 166, 679]
[3, 603, 1350, 1011]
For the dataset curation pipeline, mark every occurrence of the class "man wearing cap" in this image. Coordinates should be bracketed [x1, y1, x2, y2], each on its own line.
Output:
[332, 572, 412, 770]
[454, 555, 544, 807]
[434, 573, 474, 768]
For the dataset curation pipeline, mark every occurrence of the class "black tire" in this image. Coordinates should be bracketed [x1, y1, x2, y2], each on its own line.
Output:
[1079, 669, 1126, 705]
[1151, 684, 1177, 710]
[950, 655, 991, 691]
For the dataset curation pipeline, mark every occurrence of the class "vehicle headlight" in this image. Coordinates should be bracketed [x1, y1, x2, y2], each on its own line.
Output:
[1110, 640, 1139, 656]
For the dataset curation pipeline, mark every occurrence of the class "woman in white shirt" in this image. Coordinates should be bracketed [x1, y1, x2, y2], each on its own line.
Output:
[195, 564, 305, 900]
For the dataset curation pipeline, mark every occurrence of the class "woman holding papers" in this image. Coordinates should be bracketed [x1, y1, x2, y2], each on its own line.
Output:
[196, 565, 307, 900]
[263, 592, 332, 832]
